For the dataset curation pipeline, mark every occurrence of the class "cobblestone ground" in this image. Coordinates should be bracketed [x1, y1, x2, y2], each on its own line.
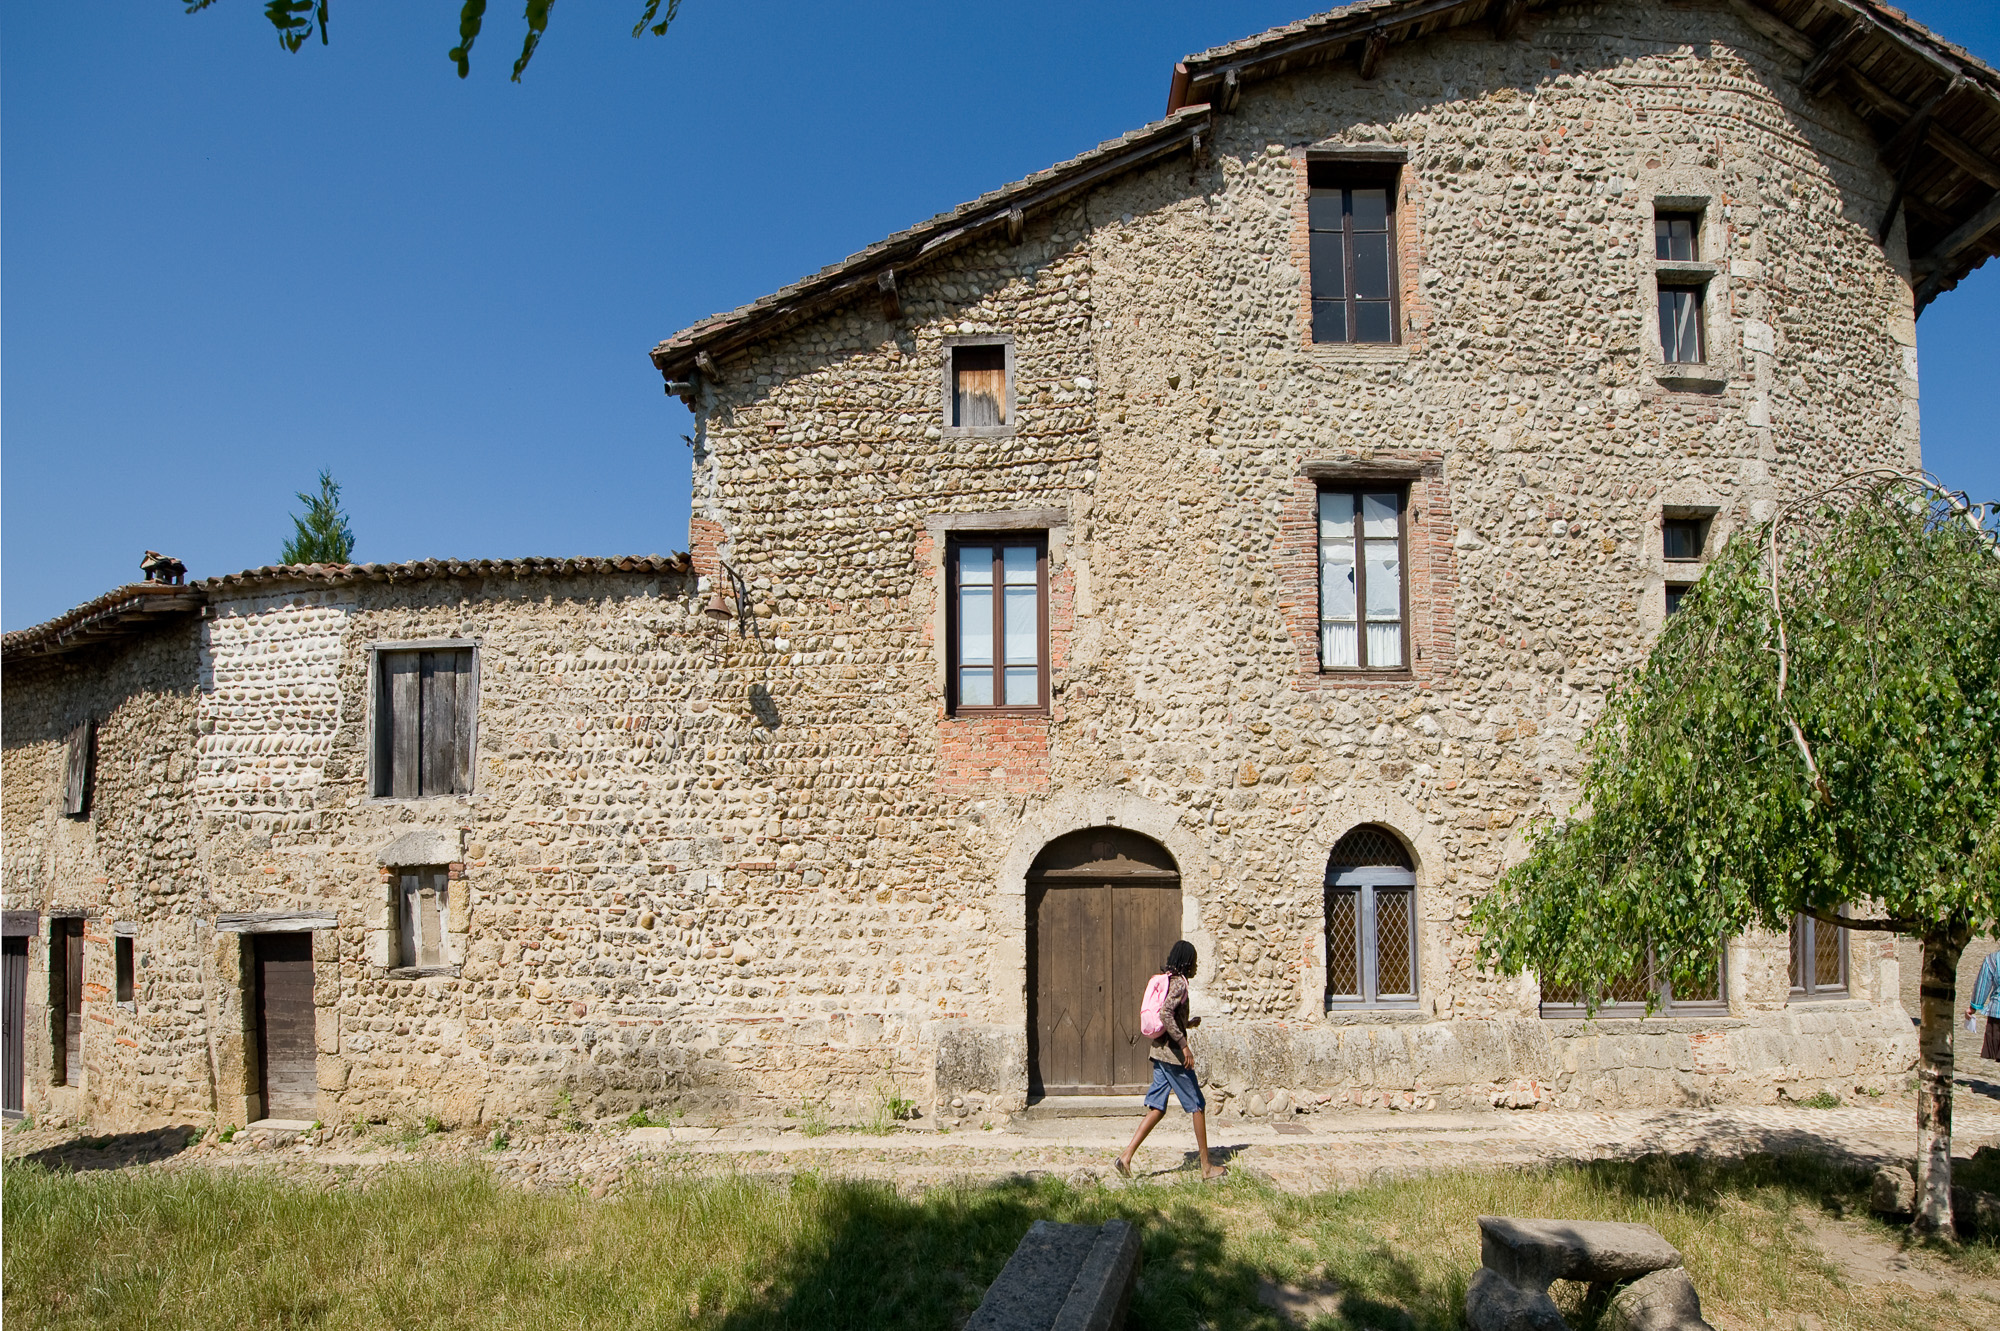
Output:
[10, 1082, 2000, 1199]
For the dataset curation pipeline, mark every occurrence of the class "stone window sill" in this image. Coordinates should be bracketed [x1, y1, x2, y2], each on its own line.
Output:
[1787, 994, 1864, 1007]
[1539, 1012, 1747, 1030]
[943, 425, 1016, 441]
[1323, 1006, 1427, 1023]
[1653, 368, 1728, 393]
[1307, 343, 1410, 364]
[382, 965, 462, 980]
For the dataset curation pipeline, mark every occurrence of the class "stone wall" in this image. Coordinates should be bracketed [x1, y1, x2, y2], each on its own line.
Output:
[1, 0, 1928, 1131]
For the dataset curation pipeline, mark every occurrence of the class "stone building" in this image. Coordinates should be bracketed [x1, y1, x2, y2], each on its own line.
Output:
[7, 0, 2000, 1132]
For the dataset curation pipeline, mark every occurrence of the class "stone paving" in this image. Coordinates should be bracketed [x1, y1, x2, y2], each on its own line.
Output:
[10, 1083, 1999, 1199]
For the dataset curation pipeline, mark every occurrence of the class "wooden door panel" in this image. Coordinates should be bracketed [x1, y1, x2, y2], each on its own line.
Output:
[1031, 879, 1180, 1096]
[255, 934, 317, 1119]
[3, 937, 26, 1114]
[1110, 884, 1182, 1093]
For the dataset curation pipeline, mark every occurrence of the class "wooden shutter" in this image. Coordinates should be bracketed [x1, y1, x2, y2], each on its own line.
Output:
[62, 720, 94, 817]
[376, 649, 476, 798]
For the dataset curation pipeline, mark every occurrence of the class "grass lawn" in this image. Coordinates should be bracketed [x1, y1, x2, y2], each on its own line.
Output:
[3, 1153, 1994, 1330]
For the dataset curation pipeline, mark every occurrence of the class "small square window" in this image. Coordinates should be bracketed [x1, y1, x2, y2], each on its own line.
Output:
[114, 936, 135, 1004]
[1664, 584, 1691, 616]
[1662, 518, 1706, 561]
[373, 647, 477, 799]
[947, 535, 1047, 713]
[1790, 914, 1847, 998]
[1655, 211, 1700, 261]
[947, 343, 1010, 430]
[1308, 164, 1400, 345]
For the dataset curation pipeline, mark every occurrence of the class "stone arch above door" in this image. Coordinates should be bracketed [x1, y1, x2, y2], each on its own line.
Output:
[990, 791, 1217, 1086]
[1026, 826, 1182, 1096]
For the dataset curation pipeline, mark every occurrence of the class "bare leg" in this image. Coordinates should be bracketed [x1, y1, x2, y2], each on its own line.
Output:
[1117, 1108, 1165, 1172]
[1192, 1110, 1225, 1179]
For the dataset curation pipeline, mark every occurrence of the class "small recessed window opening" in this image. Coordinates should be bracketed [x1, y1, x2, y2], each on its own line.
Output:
[1664, 584, 1692, 616]
[399, 870, 450, 970]
[114, 936, 135, 1004]
[951, 344, 1008, 428]
[1790, 914, 1848, 999]
[1662, 518, 1706, 561]
[1308, 163, 1400, 344]
[1654, 209, 1706, 365]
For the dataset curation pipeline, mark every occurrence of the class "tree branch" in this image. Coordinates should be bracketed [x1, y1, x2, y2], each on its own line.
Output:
[1803, 907, 1912, 933]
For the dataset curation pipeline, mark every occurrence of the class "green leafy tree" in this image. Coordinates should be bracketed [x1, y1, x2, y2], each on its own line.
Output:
[183, 0, 684, 81]
[280, 470, 356, 566]
[1472, 473, 1999, 1238]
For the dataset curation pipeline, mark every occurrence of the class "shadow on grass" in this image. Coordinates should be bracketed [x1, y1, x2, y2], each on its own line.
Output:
[10, 1124, 200, 1172]
[706, 1170, 1287, 1331]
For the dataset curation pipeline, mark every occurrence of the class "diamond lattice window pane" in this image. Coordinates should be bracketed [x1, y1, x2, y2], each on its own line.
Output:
[1375, 888, 1413, 996]
[1326, 889, 1361, 999]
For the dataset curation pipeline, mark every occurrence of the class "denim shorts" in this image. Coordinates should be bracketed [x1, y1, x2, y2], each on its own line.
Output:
[1144, 1058, 1206, 1113]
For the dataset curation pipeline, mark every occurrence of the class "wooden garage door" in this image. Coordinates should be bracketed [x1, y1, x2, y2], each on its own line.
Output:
[254, 933, 317, 1120]
[1028, 829, 1182, 1096]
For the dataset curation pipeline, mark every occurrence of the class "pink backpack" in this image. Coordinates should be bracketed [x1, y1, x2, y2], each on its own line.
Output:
[1139, 972, 1173, 1039]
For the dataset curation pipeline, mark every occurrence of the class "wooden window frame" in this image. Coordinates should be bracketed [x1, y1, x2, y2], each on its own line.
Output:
[1653, 207, 1710, 367]
[1539, 946, 1728, 1018]
[366, 640, 480, 802]
[1789, 914, 1849, 1000]
[1307, 161, 1402, 346]
[1325, 868, 1420, 1011]
[1317, 484, 1411, 675]
[945, 532, 1050, 717]
[941, 336, 1016, 439]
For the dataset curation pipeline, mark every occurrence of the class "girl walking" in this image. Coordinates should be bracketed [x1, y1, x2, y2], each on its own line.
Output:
[1114, 940, 1227, 1182]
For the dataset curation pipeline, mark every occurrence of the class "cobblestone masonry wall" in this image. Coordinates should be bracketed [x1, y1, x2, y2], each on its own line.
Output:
[2, 0, 1926, 1130]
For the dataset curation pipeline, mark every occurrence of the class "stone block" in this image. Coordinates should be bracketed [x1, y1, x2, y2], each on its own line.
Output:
[1478, 1217, 1681, 1291]
[1952, 1185, 2000, 1237]
[965, 1219, 1141, 1331]
[1869, 1164, 1915, 1215]
[377, 829, 458, 867]
[1464, 1267, 1569, 1331]
[1604, 1268, 1714, 1331]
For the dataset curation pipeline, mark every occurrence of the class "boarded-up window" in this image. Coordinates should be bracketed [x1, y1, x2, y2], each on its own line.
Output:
[62, 720, 95, 817]
[372, 648, 476, 798]
[950, 344, 1008, 428]
[399, 870, 450, 970]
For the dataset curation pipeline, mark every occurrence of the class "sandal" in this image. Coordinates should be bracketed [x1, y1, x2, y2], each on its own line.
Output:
[1112, 1157, 1132, 1178]
[1202, 1166, 1230, 1183]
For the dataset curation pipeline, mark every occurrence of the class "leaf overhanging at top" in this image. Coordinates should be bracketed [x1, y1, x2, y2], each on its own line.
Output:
[192, 1, 684, 79]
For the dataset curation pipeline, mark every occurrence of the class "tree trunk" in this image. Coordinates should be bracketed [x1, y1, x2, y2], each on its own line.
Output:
[1913, 922, 1970, 1238]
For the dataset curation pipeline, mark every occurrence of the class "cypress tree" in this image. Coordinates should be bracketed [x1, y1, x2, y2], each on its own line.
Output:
[279, 470, 356, 566]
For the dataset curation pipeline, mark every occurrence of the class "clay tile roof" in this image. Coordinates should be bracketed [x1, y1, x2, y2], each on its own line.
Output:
[3, 554, 691, 665]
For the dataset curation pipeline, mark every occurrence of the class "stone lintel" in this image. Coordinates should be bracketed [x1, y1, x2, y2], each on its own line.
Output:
[378, 829, 461, 867]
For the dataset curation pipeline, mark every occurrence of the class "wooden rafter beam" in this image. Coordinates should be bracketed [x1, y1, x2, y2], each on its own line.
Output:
[1490, 0, 1528, 42]
[1840, 67, 2000, 188]
[1914, 188, 2000, 305]
[1359, 31, 1389, 80]
[1801, 17, 1869, 96]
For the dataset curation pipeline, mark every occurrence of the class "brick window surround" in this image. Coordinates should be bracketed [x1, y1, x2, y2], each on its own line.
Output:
[1290, 147, 1429, 352]
[1276, 456, 1454, 689]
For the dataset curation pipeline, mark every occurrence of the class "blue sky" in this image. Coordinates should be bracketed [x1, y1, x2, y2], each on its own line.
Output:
[3, 1, 1994, 630]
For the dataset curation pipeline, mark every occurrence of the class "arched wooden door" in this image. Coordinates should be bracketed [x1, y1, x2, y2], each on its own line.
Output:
[1028, 828, 1182, 1096]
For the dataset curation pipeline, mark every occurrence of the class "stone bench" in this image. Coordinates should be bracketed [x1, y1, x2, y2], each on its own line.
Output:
[1467, 1216, 1713, 1331]
[964, 1219, 1142, 1331]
